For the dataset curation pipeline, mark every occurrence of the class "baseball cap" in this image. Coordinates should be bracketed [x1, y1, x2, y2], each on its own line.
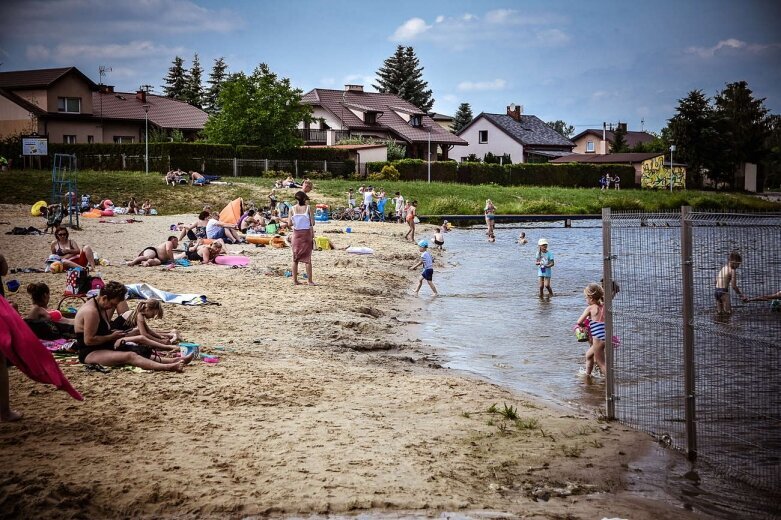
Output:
[418, 240, 429, 248]
[538, 238, 549, 246]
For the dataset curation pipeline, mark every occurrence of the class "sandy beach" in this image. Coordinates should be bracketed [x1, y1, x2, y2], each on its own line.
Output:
[0, 201, 700, 519]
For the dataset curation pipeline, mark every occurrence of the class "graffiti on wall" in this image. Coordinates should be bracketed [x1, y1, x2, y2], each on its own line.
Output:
[641, 155, 686, 189]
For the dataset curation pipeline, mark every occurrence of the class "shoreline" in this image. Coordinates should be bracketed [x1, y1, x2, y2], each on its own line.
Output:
[0, 203, 699, 519]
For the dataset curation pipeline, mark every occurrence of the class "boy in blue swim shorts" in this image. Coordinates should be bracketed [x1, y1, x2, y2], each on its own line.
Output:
[409, 240, 438, 296]
[536, 238, 554, 297]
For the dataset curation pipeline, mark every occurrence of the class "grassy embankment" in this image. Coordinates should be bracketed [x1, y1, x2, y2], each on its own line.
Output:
[1, 170, 778, 215]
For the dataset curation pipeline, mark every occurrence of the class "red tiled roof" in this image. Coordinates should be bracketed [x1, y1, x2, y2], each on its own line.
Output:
[93, 92, 207, 130]
[550, 152, 663, 164]
[0, 67, 97, 90]
[571, 129, 655, 149]
[301, 88, 466, 146]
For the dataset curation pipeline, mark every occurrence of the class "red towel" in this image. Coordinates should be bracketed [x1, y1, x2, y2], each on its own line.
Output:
[0, 297, 83, 401]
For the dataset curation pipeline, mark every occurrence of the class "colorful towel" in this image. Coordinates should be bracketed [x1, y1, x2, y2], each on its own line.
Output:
[125, 283, 211, 305]
[0, 297, 83, 401]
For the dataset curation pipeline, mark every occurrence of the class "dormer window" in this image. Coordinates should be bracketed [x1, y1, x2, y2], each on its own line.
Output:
[365, 111, 378, 125]
[410, 115, 422, 127]
[57, 97, 81, 113]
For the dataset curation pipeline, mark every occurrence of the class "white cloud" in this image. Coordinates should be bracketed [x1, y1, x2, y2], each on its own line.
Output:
[685, 38, 781, 58]
[462, 13, 477, 21]
[49, 40, 184, 61]
[390, 18, 432, 42]
[435, 15, 445, 24]
[26, 45, 50, 61]
[457, 79, 507, 92]
[485, 9, 516, 24]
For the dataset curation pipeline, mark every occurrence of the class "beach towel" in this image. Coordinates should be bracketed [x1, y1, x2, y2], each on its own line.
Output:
[292, 229, 313, 264]
[0, 297, 83, 401]
[125, 283, 213, 305]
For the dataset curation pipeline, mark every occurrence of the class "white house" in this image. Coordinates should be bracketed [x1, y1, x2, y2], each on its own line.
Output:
[456, 105, 575, 163]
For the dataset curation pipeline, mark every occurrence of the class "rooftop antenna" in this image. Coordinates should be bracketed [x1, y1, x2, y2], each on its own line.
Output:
[641, 118, 645, 132]
[140, 84, 153, 93]
[98, 66, 112, 137]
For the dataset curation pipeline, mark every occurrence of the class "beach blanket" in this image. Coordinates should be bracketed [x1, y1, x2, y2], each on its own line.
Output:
[0, 296, 83, 401]
[125, 283, 212, 305]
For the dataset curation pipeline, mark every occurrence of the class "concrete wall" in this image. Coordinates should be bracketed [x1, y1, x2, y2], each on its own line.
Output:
[13, 89, 47, 111]
[457, 117, 524, 163]
[44, 120, 99, 143]
[103, 121, 143, 143]
[46, 74, 94, 114]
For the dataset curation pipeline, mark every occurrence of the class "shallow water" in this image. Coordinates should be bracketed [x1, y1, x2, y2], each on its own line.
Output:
[415, 222, 780, 519]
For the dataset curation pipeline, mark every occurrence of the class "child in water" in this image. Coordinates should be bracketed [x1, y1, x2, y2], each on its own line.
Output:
[715, 251, 747, 314]
[433, 227, 445, 250]
[409, 240, 438, 296]
[518, 232, 528, 245]
[535, 238, 554, 297]
[576, 283, 606, 377]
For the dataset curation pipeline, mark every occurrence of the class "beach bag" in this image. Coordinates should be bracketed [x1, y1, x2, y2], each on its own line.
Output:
[65, 268, 93, 295]
[314, 236, 332, 250]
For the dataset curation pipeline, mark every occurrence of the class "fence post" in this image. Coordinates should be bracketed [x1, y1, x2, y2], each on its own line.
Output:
[122, 154, 126, 170]
[680, 205, 697, 460]
[295, 160, 298, 177]
[324, 160, 327, 173]
[233, 158, 238, 177]
[602, 207, 616, 420]
[264, 159, 268, 173]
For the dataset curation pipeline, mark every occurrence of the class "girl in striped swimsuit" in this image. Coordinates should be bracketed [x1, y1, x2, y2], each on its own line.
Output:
[577, 283, 606, 378]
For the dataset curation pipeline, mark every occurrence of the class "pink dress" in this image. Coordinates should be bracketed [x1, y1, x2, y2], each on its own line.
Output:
[0, 296, 83, 401]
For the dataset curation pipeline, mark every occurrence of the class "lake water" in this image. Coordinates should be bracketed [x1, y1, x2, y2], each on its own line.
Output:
[415, 222, 780, 519]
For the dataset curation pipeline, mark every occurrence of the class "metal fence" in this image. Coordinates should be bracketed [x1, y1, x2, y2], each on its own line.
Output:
[602, 207, 781, 496]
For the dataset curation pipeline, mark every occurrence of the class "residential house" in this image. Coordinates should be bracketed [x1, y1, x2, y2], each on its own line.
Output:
[571, 123, 655, 154]
[0, 66, 207, 145]
[455, 105, 575, 163]
[302, 143, 388, 165]
[298, 85, 466, 160]
[550, 152, 687, 187]
[429, 112, 454, 132]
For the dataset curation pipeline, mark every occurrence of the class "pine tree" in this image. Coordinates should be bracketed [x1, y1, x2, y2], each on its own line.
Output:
[611, 124, 628, 153]
[668, 90, 720, 187]
[452, 103, 473, 133]
[546, 119, 575, 138]
[184, 53, 204, 108]
[204, 57, 228, 114]
[162, 56, 190, 101]
[373, 45, 434, 113]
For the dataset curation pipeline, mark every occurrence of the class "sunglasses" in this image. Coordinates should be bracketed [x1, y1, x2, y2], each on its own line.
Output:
[56, 233, 68, 237]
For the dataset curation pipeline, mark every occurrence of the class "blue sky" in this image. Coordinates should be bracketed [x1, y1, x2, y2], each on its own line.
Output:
[1, 0, 779, 133]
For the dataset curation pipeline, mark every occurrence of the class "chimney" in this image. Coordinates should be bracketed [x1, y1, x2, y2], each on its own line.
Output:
[136, 90, 146, 103]
[345, 84, 364, 92]
[99, 85, 114, 94]
[617, 121, 627, 132]
[507, 103, 522, 122]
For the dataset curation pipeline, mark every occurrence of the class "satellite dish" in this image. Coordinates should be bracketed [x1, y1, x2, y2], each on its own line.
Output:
[509, 103, 516, 111]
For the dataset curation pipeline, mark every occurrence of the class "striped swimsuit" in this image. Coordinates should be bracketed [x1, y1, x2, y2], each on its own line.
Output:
[589, 305, 606, 340]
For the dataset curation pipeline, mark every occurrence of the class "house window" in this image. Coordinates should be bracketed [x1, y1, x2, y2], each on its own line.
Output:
[63, 135, 77, 144]
[87, 135, 94, 144]
[365, 112, 377, 124]
[479, 130, 488, 143]
[586, 140, 595, 153]
[410, 115, 422, 127]
[113, 136, 135, 144]
[57, 97, 81, 113]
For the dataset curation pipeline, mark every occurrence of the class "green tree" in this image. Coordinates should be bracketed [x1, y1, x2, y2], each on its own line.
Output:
[630, 129, 670, 153]
[373, 45, 434, 113]
[546, 119, 575, 138]
[204, 57, 228, 114]
[162, 56, 189, 101]
[762, 114, 781, 190]
[203, 63, 313, 150]
[667, 90, 720, 187]
[713, 81, 771, 187]
[184, 53, 204, 108]
[611, 124, 629, 153]
[452, 103, 473, 133]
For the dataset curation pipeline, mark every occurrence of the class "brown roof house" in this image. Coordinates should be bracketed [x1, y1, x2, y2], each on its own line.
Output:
[299, 85, 466, 160]
[0, 66, 207, 144]
[571, 123, 655, 154]
[455, 104, 575, 163]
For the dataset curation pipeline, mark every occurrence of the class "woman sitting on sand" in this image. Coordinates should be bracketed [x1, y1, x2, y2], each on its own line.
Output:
[185, 239, 224, 264]
[126, 236, 179, 267]
[50, 226, 97, 270]
[140, 200, 153, 215]
[206, 216, 244, 244]
[126, 197, 139, 214]
[74, 281, 192, 371]
[178, 211, 211, 241]
[111, 300, 180, 348]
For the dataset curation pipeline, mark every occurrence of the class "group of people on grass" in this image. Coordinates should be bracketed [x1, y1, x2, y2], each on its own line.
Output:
[599, 173, 621, 190]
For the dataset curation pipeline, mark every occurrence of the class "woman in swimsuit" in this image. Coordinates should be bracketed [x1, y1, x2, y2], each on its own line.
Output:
[178, 211, 210, 241]
[50, 226, 96, 270]
[74, 281, 191, 371]
[404, 200, 418, 243]
[185, 239, 223, 264]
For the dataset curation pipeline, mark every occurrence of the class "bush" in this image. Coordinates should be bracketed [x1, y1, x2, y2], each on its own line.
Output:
[367, 161, 390, 174]
[505, 163, 635, 188]
[371, 165, 399, 181]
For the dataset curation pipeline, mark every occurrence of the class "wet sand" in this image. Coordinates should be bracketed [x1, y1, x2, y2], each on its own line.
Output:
[0, 203, 700, 519]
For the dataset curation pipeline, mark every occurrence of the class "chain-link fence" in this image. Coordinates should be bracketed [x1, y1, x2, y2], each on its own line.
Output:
[603, 208, 781, 497]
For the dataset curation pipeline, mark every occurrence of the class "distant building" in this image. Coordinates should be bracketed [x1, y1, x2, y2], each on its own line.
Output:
[455, 104, 575, 163]
[0, 66, 207, 144]
[570, 123, 655, 154]
[429, 112, 454, 132]
[299, 85, 466, 160]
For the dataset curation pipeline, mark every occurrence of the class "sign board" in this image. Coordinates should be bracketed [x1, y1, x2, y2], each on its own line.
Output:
[22, 136, 48, 156]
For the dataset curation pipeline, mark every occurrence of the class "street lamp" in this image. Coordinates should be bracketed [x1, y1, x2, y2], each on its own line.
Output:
[427, 125, 431, 184]
[669, 144, 676, 191]
[143, 104, 150, 174]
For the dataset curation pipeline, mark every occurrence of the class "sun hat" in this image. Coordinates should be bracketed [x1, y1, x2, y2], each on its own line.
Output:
[538, 238, 549, 246]
[418, 240, 429, 248]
